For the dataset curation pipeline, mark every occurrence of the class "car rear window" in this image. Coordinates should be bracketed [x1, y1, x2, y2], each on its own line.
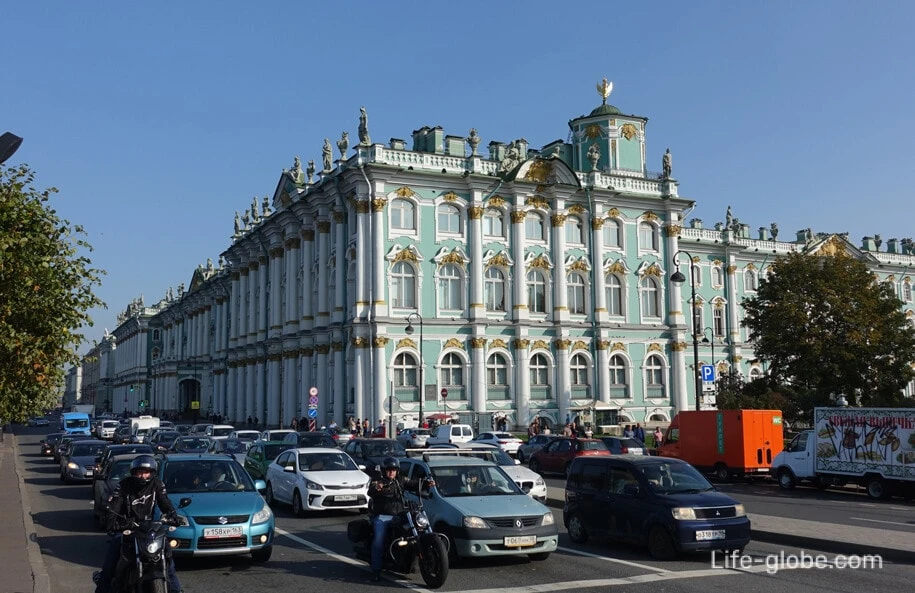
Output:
[579, 440, 608, 451]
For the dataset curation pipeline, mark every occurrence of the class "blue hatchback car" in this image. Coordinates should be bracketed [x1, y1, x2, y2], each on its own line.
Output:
[563, 456, 750, 560]
[157, 454, 274, 562]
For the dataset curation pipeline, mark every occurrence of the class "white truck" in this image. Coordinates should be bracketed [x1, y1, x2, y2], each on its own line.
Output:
[71, 404, 96, 418]
[130, 415, 161, 443]
[772, 407, 915, 500]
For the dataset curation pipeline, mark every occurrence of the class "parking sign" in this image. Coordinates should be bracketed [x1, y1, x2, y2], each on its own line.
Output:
[701, 365, 715, 382]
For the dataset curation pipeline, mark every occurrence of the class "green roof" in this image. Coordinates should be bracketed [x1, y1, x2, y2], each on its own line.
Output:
[589, 103, 621, 116]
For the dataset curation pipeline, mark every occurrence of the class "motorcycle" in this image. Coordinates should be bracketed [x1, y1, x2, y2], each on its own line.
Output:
[348, 480, 449, 588]
[104, 515, 179, 593]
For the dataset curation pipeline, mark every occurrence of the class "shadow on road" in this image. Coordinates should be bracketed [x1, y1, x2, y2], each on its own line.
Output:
[32, 509, 99, 533]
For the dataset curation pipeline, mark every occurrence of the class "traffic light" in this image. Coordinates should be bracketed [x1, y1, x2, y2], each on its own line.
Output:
[129, 384, 135, 392]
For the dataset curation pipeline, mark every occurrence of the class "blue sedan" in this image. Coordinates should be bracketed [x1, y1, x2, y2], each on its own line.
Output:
[157, 454, 274, 562]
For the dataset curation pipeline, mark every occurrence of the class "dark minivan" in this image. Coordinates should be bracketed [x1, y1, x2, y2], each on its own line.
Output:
[564, 456, 750, 560]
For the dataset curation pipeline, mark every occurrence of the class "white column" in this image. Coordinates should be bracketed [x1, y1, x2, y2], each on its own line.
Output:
[239, 269, 250, 345]
[257, 257, 268, 342]
[269, 247, 283, 339]
[255, 358, 266, 425]
[315, 345, 329, 424]
[515, 340, 531, 426]
[245, 361, 256, 422]
[301, 229, 315, 330]
[372, 200, 387, 318]
[552, 213, 568, 322]
[284, 238, 300, 334]
[355, 202, 369, 318]
[333, 212, 346, 323]
[469, 205, 485, 320]
[227, 364, 237, 422]
[354, 343, 366, 422]
[282, 353, 296, 427]
[597, 343, 611, 403]
[333, 342, 345, 426]
[471, 339, 486, 413]
[511, 210, 527, 321]
[667, 228, 688, 412]
[592, 217, 607, 322]
[301, 348, 315, 419]
[373, 338, 389, 427]
[267, 355, 281, 427]
[671, 345, 688, 413]
[556, 339, 571, 424]
[317, 220, 330, 325]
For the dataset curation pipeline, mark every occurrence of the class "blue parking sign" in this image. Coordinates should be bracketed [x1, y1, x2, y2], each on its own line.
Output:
[701, 365, 715, 382]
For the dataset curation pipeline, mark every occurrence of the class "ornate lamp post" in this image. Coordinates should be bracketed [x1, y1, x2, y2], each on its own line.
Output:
[670, 250, 702, 411]
[405, 313, 424, 427]
[702, 327, 715, 396]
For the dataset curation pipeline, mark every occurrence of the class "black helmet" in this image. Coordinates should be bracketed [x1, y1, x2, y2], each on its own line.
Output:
[130, 455, 157, 483]
[380, 457, 399, 471]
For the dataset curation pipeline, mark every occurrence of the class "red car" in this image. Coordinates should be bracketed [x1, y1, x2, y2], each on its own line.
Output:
[528, 437, 609, 477]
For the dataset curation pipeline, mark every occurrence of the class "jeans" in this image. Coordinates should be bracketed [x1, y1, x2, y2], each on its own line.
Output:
[96, 535, 181, 593]
[370, 515, 394, 572]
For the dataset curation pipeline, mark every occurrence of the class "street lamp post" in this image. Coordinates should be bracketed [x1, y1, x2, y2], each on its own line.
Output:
[405, 313, 424, 427]
[670, 250, 702, 411]
[702, 327, 715, 394]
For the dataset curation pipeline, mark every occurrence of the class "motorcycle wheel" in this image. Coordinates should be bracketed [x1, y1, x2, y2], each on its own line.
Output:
[418, 535, 449, 589]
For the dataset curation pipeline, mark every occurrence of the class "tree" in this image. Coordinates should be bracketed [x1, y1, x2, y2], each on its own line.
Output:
[742, 252, 915, 407]
[0, 164, 104, 422]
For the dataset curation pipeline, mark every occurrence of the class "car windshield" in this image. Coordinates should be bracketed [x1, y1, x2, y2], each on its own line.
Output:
[362, 441, 407, 457]
[298, 452, 358, 471]
[175, 438, 210, 450]
[65, 418, 89, 428]
[298, 434, 333, 447]
[212, 427, 233, 437]
[430, 465, 521, 497]
[492, 433, 515, 440]
[222, 440, 250, 454]
[103, 421, 120, 428]
[163, 459, 256, 493]
[638, 461, 714, 495]
[72, 443, 107, 457]
[109, 460, 133, 481]
[263, 444, 289, 460]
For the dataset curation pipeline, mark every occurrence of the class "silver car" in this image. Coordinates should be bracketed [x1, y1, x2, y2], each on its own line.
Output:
[397, 428, 431, 448]
[60, 440, 108, 483]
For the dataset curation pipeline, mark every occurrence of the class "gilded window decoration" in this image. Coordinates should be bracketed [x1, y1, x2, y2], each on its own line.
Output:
[396, 338, 418, 350]
[641, 263, 662, 277]
[526, 196, 550, 210]
[442, 191, 460, 202]
[607, 207, 621, 218]
[551, 214, 567, 227]
[647, 343, 663, 353]
[393, 248, 419, 264]
[567, 259, 590, 272]
[438, 251, 466, 266]
[572, 340, 588, 352]
[584, 124, 602, 139]
[529, 254, 551, 270]
[606, 261, 626, 275]
[443, 338, 465, 350]
[490, 338, 509, 350]
[610, 342, 626, 352]
[395, 187, 416, 198]
[531, 339, 550, 351]
[523, 160, 553, 183]
[641, 211, 659, 222]
[567, 204, 585, 215]
[620, 123, 638, 141]
[488, 196, 506, 208]
[487, 253, 511, 268]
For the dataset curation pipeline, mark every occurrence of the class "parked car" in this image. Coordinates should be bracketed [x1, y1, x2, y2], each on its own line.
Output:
[516, 435, 558, 464]
[168, 436, 213, 454]
[158, 454, 274, 562]
[281, 431, 338, 449]
[425, 423, 474, 446]
[342, 438, 407, 478]
[92, 453, 146, 528]
[259, 429, 295, 442]
[424, 443, 548, 503]
[398, 455, 558, 560]
[210, 438, 252, 464]
[471, 432, 523, 455]
[243, 440, 291, 481]
[28, 416, 50, 427]
[563, 455, 750, 560]
[396, 427, 431, 448]
[59, 439, 108, 483]
[229, 430, 261, 443]
[40, 432, 64, 456]
[528, 437, 609, 477]
[600, 436, 646, 456]
[264, 447, 370, 515]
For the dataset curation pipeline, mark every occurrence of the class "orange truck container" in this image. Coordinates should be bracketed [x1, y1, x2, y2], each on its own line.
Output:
[656, 409, 784, 480]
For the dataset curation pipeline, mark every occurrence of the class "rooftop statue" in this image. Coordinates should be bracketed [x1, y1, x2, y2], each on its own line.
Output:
[250, 196, 260, 222]
[234, 211, 241, 235]
[597, 77, 613, 104]
[358, 106, 371, 146]
[726, 206, 733, 229]
[466, 128, 480, 156]
[322, 138, 333, 171]
[262, 195, 271, 217]
[337, 131, 349, 158]
[290, 156, 304, 184]
[770, 222, 779, 240]
[587, 142, 601, 171]
[662, 148, 672, 179]
[306, 159, 315, 183]
[499, 140, 523, 174]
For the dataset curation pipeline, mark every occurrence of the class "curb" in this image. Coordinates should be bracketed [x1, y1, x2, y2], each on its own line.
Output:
[11, 433, 51, 593]
[545, 498, 913, 566]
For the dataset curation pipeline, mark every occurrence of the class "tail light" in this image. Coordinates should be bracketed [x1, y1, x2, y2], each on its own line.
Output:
[621, 447, 629, 454]
[498, 440, 508, 444]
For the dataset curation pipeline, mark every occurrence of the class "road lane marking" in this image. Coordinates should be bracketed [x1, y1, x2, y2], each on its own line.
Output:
[557, 546, 673, 573]
[850, 517, 915, 528]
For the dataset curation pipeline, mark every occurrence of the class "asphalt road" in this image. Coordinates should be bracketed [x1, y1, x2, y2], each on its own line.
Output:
[13, 427, 915, 593]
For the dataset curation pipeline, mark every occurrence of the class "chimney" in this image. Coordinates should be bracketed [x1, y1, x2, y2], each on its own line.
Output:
[428, 126, 444, 154]
[488, 141, 505, 162]
[389, 138, 406, 151]
[861, 236, 877, 251]
[445, 135, 465, 157]
[412, 127, 430, 152]
[887, 238, 900, 254]
[758, 227, 770, 241]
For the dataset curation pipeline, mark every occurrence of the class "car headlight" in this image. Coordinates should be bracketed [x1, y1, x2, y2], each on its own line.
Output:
[305, 480, 324, 491]
[463, 516, 488, 529]
[535, 477, 545, 487]
[733, 504, 746, 517]
[671, 507, 697, 521]
[146, 540, 163, 554]
[542, 512, 555, 526]
[67, 462, 78, 469]
[252, 505, 273, 524]
[414, 512, 430, 529]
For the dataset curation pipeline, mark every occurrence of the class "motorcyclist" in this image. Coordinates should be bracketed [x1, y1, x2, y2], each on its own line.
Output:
[366, 457, 434, 582]
[93, 455, 183, 593]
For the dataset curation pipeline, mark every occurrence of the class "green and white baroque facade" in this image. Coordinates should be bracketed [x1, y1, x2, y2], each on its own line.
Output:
[76, 85, 915, 430]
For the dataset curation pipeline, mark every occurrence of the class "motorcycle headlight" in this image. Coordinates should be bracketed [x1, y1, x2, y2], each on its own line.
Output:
[146, 540, 163, 554]
[305, 480, 324, 491]
[463, 516, 488, 529]
[252, 505, 273, 524]
[542, 512, 555, 526]
[414, 512, 430, 529]
[672, 507, 697, 521]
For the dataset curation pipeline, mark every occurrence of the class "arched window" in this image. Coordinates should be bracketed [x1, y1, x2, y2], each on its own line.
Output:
[391, 199, 415, 231]
[711, 266, 724, 287]
[530, 353, 550, 386]
[441, 352, 463, 387]
[391, 262, 416, 308]
[525, 212, 546, 241]
[152, 329, 161, 341]
[437, 204, 461, 234]
[904, 282, 912, 303]
[606, 274, 623, 316]
[640, 276, 660, 318]
[713, 306, 725, 337]
[603, 219, 621, 248]
[483, 208, 504, 238]
[567, 272, 586, 314]
[639, 222, 658, 251]
[527, 270, 547, 313]
[691, 301, 704, 335]
[749, 367, 762, 382]
[564, 216, 584, 244]
[392, 353, 418, 388]
[692, 263, 702, 286]
[570, 353, 588, 386]
[438, 264, 463, 310]
[744, 269, 758, 292]
[486, 353, 508, 386]
[485, 267, 505, 312]
[645, 355, 665, 398]
[608, 354, 629, 398]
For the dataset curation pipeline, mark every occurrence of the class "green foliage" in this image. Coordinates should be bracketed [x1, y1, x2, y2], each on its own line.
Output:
[742, 252, 915, 408]
[716, 374, 831, 424]
[0, 164, 105, 422]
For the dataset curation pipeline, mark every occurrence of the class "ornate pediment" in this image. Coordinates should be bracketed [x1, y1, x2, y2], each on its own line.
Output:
[483, 249, 514, 268]
[385, 244, 423, 265]
[433, 246, 470, 267]
[525, 251, 553, 270]
[805, 233, 876, 262]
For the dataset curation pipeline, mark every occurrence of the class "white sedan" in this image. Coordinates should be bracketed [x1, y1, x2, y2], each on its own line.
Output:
[264, 447, 370, 516]
[471, 432, 523, 455]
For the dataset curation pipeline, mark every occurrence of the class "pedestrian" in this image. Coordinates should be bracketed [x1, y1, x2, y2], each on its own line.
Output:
[247, 415, 253, 427]
[253, 416, 259, 427]
[653, 426, 664, 447]
[362, 418, 369, 435]
[291, 417, 298, 430]
[634, 423, 646, 444]
[623, 424, 635, 438]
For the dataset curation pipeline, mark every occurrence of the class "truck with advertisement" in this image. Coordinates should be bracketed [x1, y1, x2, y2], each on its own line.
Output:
[656, 409, 784, 481]
[60, 411, 92, 435]
[771, 407, 915, 500]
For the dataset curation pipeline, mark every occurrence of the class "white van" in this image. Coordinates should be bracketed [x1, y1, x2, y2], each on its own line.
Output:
[426, 423, 474, 446]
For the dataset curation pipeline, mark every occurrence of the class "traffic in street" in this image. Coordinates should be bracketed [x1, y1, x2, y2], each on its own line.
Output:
[11, 426, 915, 593]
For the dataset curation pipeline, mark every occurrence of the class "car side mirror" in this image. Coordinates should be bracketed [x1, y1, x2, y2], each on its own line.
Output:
[284, 465, 295, 473]
[254, 479, 266, 492]
[514, 459, 521, 465]
[622, 484, 641, 497]
[178, 497, 193, 509]
[358, 464, 366, 471]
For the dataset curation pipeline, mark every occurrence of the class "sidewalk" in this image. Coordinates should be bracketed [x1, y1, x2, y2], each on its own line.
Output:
[545, 486, 915, 564]
[0, 429, 50, 593]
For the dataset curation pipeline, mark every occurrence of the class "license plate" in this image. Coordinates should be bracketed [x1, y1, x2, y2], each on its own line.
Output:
[335, 495, 357, 501]
[504, 536, 537, 547]
[695, 530, 726, 541]
[203, 526, 243, 538]
[85, 471, 93, 477]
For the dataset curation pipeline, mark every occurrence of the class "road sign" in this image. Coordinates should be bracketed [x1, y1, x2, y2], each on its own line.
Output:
[308, 395, 319, 406]
[701, 365, 715, 382]
[309, 387, 318, 396]
[307, 408, 318, 418]
[441, 388, 448, 399]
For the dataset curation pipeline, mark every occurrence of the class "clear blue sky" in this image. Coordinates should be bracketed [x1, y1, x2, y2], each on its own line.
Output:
[4, 1, 914, 354]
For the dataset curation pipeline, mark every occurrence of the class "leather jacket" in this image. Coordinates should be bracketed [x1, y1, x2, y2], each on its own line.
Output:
[368, 475, 424, 516]
[106, 475, 176, 532]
